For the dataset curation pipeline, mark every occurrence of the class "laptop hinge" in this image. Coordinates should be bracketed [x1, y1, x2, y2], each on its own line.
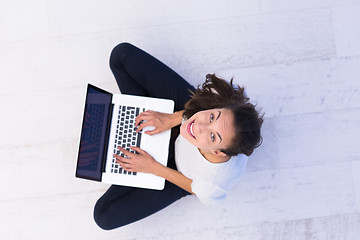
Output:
[101, 102, 114, 174]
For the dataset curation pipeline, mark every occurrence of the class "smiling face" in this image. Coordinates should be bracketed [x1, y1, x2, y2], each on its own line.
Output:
[180, 108, 236, 156]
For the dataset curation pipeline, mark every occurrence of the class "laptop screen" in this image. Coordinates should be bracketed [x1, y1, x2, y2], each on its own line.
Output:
[76, 84, 112, 181]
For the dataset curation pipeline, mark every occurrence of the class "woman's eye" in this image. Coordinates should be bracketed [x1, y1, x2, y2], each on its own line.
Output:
[210, 113, 214, 123]
[211, 133, 215, 142]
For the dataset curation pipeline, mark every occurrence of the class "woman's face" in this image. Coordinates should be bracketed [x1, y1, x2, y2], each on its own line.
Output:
[180, 108, 235, 155]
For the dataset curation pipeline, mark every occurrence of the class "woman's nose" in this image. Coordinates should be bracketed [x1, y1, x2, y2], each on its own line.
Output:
[197, 121, 209, 134]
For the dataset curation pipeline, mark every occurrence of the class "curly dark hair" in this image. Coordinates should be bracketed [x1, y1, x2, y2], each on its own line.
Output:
[183, 74, 263, 157]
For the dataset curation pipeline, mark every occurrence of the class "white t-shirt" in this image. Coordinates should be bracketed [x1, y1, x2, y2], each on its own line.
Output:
[174, 133, 248, 205]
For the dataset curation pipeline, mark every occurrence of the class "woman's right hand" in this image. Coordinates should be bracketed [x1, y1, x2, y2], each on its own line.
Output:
[134, 110, 183, 135]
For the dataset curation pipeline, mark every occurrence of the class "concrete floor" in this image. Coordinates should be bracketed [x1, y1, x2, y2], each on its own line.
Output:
[1, 0, 360, 239]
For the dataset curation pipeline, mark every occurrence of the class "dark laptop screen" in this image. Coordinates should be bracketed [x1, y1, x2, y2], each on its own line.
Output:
[76, 84, 112, 181]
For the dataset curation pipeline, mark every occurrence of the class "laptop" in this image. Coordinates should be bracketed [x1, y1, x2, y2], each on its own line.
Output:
[76, 84, 174, 190]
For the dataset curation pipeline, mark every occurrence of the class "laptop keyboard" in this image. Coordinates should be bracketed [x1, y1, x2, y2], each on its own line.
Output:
[110, 105, 145, 175]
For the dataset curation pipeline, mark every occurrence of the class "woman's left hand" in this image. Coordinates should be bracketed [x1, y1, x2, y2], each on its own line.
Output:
[134, 110, 183, 135]
[113, 146, 159, 174]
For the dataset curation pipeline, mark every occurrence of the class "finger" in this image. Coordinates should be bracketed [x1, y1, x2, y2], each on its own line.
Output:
[135, 117, 152, 128]
[135, 121, 154, 133]
[140, 110, 155, 114]
[144, 110, 156, 114]
[121, 164, 133, 172]
[114, 155, 130, 164]
[115, 155, 134, 168]
[114, 157, 134, 172]
[140, 110, 153, 114]
[134, 115, 146, 127]
[144, 128, 161, 135]
[116, 146, 132, 156]
[130, 146, 147, 155]
[135, 110, 156, 123]
[116, 159, 133, 171]
[116, 146, 133, 157]
[113, 153, 129, 162]
[137, 110, 156, 118]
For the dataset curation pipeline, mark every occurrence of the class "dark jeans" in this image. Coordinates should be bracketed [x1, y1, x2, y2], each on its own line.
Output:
[93, 43, 195, 230]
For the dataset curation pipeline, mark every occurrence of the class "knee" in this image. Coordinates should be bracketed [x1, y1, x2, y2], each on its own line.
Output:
[110, 42, 134, 59]
[115, 42, 134, 50]
[113, 42, 134, 53]
[93, 201, 116, 231]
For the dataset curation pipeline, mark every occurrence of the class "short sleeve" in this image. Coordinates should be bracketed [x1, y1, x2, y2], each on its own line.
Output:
[191, 178, 227, 206]
[190, 155, 248, 206]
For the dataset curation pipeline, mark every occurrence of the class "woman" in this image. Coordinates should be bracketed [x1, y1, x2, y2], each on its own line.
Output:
[94, 42, 263, 230]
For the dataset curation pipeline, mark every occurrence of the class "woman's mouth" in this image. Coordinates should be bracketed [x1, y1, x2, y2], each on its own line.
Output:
[187, 120, 196, 139]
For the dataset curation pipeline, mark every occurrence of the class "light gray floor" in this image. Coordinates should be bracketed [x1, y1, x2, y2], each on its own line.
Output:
[1, 1, 360, 239]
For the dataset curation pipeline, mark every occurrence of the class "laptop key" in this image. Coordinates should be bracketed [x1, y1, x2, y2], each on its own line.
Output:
[109, 105, 144, 177]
